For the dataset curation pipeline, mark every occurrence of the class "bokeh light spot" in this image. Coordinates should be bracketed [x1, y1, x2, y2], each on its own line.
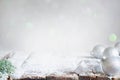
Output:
[109, 33, 117, 42]
[25, 22, 33, 29]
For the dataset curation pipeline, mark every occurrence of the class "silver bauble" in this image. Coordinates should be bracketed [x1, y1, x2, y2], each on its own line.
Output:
[102, 47, 119, 59]
[115, 42, 120, 53]
[90, 45, 105, 59]
[102, 57, 120, 76]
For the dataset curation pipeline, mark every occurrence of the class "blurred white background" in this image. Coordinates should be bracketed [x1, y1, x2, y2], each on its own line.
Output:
[0, 0, 120, 72]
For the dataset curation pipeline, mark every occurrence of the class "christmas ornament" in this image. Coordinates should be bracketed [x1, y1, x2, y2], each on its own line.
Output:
[115, 42, 120, 54]
[102, 57, 120, 76]
[102, 47, 119, 59]
[90, 45, 105, 59]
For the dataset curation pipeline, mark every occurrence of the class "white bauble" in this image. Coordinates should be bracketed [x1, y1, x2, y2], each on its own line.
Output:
[102, 47, 119, 59]
[102, 57, 120, 76]
[115, 42, 120, 53]
[90, 45, 105, 59]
